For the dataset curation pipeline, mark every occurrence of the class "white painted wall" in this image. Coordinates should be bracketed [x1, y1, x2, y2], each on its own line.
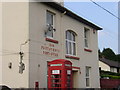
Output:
[99, 61, 110, 71]
[2, 2, 29, 88]
[29, 2, 100, 88]
[0, 2, 2, 85]
[110, 67, 117, 73]
[2, 2, 100, 88]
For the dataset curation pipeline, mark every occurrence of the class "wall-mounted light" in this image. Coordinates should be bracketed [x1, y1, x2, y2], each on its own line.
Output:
[61, 11, 66, 17]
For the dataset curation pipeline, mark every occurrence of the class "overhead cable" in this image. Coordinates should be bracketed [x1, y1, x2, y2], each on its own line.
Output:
[90, 0, 120, 20]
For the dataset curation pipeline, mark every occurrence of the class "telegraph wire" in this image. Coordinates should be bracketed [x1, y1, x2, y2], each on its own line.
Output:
[0, 33, 117, 56]
[0, 53, 19, 56]
[90, 0, 120, 20]
[65, 2, 117, 41]
[0, 50, 19, 56]
[87, 1, 118, 40]
[1, 49, 18, 53]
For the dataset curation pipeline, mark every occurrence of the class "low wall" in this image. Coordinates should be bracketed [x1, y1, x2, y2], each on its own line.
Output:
[100, 79, 120, 88]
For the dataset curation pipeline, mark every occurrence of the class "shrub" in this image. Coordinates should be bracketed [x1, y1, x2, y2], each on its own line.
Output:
[100, 70, 120, 76]
[101, 74, 120, 79]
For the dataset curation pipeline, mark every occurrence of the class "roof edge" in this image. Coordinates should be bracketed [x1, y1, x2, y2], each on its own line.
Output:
[42, 2, 102, 30]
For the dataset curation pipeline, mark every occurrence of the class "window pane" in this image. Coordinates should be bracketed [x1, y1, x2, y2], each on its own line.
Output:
[66, 41, 69, 54]
[69, 42, 72, 54]
[84, 28, 89, 47]
[66, 30, 76, 56]
[73, 34, 75, 41]
[71, 33, 75, 41]
[84, 29, 87, 38]
[86, 78, 89, 87]
[86, 67, 89, 77]
[73, 43, 76, 55]
[46, 11, 54, 38]
[66, 31, 71, 40]
[46, 30, 53, 37]
[86, 67, 90, 87]
[51, 75, 61, 78]
[52, 84, 61, 87]
[85, 39, 88, 47]
[47, 12, 53, 25]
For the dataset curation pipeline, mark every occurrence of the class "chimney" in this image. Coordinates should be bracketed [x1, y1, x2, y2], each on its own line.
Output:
[52, 0, 64, 6]
[40, 0, 64, 6]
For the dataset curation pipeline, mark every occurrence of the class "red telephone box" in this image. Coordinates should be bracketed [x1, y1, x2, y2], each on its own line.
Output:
[48, 59, 72, 89]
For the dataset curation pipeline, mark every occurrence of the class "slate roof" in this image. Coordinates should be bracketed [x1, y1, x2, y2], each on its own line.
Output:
[100, 58, 120, 68]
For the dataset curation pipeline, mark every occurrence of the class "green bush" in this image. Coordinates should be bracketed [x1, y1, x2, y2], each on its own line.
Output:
[101, 74, 120, 79]
[100, 70, 120, 76]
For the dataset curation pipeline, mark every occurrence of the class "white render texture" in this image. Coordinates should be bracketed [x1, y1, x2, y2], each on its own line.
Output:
[1, 2, 100, 88]
[99, 61, 110, 71]
[0, 2, 2, 85]
[2, 2, 29, 88]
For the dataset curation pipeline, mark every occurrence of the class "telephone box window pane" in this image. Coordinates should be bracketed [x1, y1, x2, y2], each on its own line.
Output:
[51, 75, 61, 78]
[67, 70, 71, 75]
[52, 84, 61, 87]
[67, 77, 71, 87]
[67, 82, 71, 87]
[67, 75, 71, 79]
[67, 75, 70, 79]
[52, 70, 60, 74]
[52, 79, 61, 83]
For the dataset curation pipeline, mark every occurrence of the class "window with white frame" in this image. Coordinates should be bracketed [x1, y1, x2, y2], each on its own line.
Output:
[110, 67, 117, 73]
[46, 11, 55, 38]
[85, 66, 91, 87]
[84, 28, 90, 48]
[66, 30, 76, 56]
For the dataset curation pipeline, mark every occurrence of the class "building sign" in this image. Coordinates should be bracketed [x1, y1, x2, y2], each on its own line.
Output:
[50, 64, 62, 66]
[65, 64, 71, 67]
[52, 70, 60, 74]
[41, 43, 60, 57]
[67, 70, 71, 75]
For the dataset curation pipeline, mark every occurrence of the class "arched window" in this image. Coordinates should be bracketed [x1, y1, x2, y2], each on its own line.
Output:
[66, 30, 76, 55]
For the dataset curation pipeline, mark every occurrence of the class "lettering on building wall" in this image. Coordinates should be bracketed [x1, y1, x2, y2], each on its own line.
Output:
[41, 43, 60, 57]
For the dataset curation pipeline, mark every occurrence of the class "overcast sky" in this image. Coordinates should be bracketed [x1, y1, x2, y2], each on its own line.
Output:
[64, 1, 118, 54]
